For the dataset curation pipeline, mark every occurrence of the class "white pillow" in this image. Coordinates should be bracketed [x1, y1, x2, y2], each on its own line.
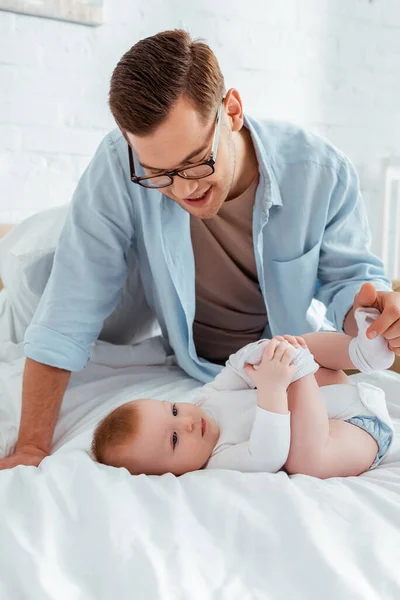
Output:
[0, 205, 159, 348]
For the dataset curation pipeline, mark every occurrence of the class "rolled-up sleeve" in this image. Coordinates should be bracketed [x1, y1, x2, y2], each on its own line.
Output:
[315, 156, 391, 332]
[24, 133, 135, 371]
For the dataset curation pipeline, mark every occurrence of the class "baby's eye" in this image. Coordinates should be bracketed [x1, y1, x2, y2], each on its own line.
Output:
[172, 403, 178, 416]
[172, 432, 178, 449]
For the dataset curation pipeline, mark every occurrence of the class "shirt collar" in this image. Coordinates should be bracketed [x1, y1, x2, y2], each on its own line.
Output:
[244, 115, 283, 210]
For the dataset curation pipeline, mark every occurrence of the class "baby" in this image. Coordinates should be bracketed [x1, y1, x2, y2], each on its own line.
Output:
[91, 309, 395, 479]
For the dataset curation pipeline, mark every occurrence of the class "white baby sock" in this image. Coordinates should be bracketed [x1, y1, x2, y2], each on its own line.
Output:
[287, 344, 319, 383]
[348, 308, 395, 374]
[244, 339, 319, 383]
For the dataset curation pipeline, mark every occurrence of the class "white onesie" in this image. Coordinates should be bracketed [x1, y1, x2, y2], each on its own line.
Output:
[195, 340, 394, 473]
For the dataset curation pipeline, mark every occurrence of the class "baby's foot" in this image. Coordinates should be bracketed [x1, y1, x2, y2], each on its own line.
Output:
[348, 308, 395, 374]
[288, 344, 319, 383]
[244, 339, 318, 383]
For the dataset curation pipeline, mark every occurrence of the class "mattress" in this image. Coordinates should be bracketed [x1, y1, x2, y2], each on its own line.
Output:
[0, 336, 400, 600]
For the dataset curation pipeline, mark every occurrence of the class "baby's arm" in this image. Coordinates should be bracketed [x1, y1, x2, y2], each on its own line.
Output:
[207, 407, 291, 473]
[205, 341, 294, 473]
[284, 374, 378, 478]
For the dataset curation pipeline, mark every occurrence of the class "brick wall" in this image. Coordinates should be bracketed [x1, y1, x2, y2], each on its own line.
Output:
[1, 0, 400, 255]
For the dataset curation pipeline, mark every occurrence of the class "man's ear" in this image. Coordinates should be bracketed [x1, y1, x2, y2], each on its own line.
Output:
[224, 88, 244, 133]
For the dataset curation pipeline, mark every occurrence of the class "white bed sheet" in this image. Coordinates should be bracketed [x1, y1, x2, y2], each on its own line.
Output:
[1, 337, 400, 600]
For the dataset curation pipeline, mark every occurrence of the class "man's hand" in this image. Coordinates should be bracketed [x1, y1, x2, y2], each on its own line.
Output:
[244, 338, 296, 390]
[353, 282, 400, 355]
[0, 446, 48, 470]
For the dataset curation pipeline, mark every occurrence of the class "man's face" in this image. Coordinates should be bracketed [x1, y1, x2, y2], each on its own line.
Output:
[125, 96, 236, 219]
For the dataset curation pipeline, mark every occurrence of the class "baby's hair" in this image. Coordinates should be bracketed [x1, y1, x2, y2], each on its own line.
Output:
[91, 401, 141, 466]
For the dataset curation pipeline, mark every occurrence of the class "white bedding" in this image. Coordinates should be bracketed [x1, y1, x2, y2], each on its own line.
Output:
[1, 337, 400, 600]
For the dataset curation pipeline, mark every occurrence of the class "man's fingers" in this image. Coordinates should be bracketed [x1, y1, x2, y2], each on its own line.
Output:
[354, 282, 378, 311]
[0, 449, 46, 470]
[366, 305, 400, 339]
[387, 338, 400, 355]
[0, 456, 19, 470]
[367, 306, 400, 341]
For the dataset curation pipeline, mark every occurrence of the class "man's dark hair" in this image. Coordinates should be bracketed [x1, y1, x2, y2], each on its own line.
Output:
[109, 29, 225, 135]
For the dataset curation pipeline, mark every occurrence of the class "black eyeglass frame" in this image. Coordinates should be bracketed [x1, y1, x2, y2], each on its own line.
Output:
[128, 102, 223, 189]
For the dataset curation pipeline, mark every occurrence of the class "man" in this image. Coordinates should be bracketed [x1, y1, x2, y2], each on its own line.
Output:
[1, 29, 399, 470]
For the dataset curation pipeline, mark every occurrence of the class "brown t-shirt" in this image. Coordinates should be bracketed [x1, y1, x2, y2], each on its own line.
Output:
[190, 178, 268, 364]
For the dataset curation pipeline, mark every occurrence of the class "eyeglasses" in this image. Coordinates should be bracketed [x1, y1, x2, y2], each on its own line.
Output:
[128, 103, 223, 189]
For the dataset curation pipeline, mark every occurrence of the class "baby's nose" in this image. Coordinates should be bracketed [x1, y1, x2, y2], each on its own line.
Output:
[181, 417, 197, 433]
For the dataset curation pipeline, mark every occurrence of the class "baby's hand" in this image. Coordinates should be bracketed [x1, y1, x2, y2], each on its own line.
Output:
[272, 334, 307, 349]
[244, 338, 296, 390]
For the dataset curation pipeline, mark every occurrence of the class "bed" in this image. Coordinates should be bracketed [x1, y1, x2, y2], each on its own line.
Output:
[0, 336, 400, 599]
[1, 215, 400, 599]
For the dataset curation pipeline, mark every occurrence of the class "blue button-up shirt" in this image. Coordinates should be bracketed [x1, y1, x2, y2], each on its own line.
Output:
[24, 116, 391, 383]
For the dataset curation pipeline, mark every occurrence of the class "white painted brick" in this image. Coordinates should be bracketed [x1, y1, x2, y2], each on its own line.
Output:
[70, 155, 93, 180]
[0, 150, 81, 215]
[0, 64, 16, 92]
[179, 11, 220, 42]
[0, 64, 95, 101]
[295, 0, 331, 33]
[62, 102, 115, 131]
[0, 94, 61, 126]
[374, 20, 400, 50]
[0, 125, 21, 150]
[322, 0, 383, 23]
[0, 11, 16, 33]
[40, 40, 96, 73]
[1, 0, 400, 238]
[104, 0, 150, 25]
[195, 0, 297, 28]
[21, 125, 106, 155]
[380, 0, 400, 27]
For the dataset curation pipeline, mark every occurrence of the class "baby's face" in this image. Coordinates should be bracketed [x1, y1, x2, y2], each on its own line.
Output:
[114, 399, 220, 476]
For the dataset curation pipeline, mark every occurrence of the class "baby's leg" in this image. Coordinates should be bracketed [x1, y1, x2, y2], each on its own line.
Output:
[314, 367, 351, 387]
[302, 309, 394, 375]
[284, 375, 378, 478]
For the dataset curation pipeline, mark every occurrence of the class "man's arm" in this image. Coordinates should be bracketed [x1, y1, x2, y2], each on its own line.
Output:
[24, 132, 133, 373]
[315, 156, 391, 333]
[3, 133, 135, 470]
[0, 358, 71, 469]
